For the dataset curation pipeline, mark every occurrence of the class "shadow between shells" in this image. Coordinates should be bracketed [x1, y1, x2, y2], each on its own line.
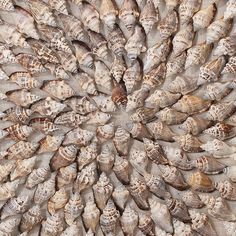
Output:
[0, 0, 236, 235]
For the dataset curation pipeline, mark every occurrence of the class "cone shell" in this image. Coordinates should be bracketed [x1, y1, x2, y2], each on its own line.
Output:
[204, 82, 231, 101]
[93, 94, 116, 113]
[45, 63, 69, 80]
[214, 180, 236, 201]
[214, 36, 236, 57]
[87, 111, 112, 126]
[97, 145, 115, 173]
[77, 73, 97, 95]
[110, 56, 126, 83]
[113, 155, 130, 184]
[182, 190, 204, 209]
[6, 124, 33, 141]
[130, 148, 148, 175]
[112, 184, 130, 210]
[97, 122, 115, 142]
[224, 0, 236, 19]
[113, 126, 130, 156]
[0, 161, 15, 183]
[138, 213, 155, 236]
[38, 135, 64, 154]
[130, 107, 156, 124]
[126, 122, 152, 140]
[222, 56, 236, 75]
[30, 117, 59, 134]
[111, 81, 128, 107]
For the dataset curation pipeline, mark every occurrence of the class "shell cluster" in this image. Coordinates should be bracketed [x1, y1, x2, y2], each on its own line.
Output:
[0, 0, 236, 235]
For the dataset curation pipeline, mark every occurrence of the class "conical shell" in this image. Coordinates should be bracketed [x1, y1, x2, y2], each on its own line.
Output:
[138, 213, 155, 236]
[130, 107, 156, 124]
[113, 126, 130, 156]
[93, 94, 116, 113]
[182, 190, 204, 209]
[0, 180, 20, 201]
[97, 122, 115, 142]
[77, 73, 97, 95]
[97, 145, 115, 173]
[204, 82, 231, 101]
[30, 117, 59, 134]
[87, 111, 111, 126]
[0, 161, 15, 183]
[112, 184, 130, 210]
[0, 216, 20, 236]
[130, 148, 148, 175]
[110, 56, 126, 83]
[111, 81, 128, 107]
[214, 36, 236, 57]
[45, 63, 69, 80]
[214, 180, 236, 201]
[222, 56, 236, 75]
[126, 122, 152, 140]
[113, 155, 130, 184]
[0, 43, 17, 64]
[6, 124, 33, 141]
[38, 135, 64, 154]
[57, 51, 77, 73]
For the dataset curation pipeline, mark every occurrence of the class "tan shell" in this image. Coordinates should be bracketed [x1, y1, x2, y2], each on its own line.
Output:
[113, 155, 130, 184]
[30, 117, 59, 134]
[224, 0, 236, 19]
[214, 36, 236, 57]
[57, 51, 77, 73]
[93, 94, 116, 113]
[130, 148, 149, 175]
[112, 184, 130, 210]
[77, 73, 97, 95]
[165, 0, 182, 10]
[0, 161, 15, 183]
[126, 122, 152, 140]
[138, 213, 155, 236]
[6, 124, 33, 141]
[113, 126, 130, 156]
[130, 107, 156, 124]
[97, 122, 115, 142]
[222, 56, 236, 75]
[204, 82, 231, 101]
[38, 135, 64, 154]
[0, 180, 20, 201]
[48, 0, 68, 14]
[97, 145, 115, 172]
[111, 82, 128, 107]
[182, 190, 204, 209]
[0, 0, 14, 11]
[0, 43, 17, 64]
[110, 56, 126, 83]
[87, 111, 112, 126]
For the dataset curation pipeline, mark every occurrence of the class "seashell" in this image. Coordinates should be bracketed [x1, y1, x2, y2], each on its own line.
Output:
[172, 23, 195, 56]
[87, 111, 112, 125]
[6, 124, 33, 141]
[0, 43, 17, 64]
[166, 51, 187, 77]
[206, 101, 236, 122]
[165, 0, 182, 10]
[182, 190, 204, 208]
[107, 25, 126, 56]
[143, 38, 171, 72]
[0, 24, 29, 48]
[120, 205, 138, 236]
[188, 171, 214, 192]
[158, 10, 178, 40]
[0, 180, 20, 201]
[45, 63, 70, 80]
[224, 166, 236, 182]
[119, 0, 139, 33]
[159, 165, 189, 190]
[28, 0, 57, 26]
[128, 176, 149, 210]
[0, 129, 8, 140]
[34, 173, 56, 205]
[199, 194, 236, 221]
[41, 212, 64, 236]
[179, 0, 202, 25]
[130, 149, 148, 175]
[206, 18, 232, 44]
[113, 126, 130, 156]
[10, 156, 37, 181]
[112, 184, 130, 210]
[189, 210, 218, 236]
[7, 140, 38, 160]
[97, 122, 115, 142]
[113, 155, 130, 184]
[138, 213, 155, 236]
[93, 172, 113, 210]
[37, 24, 71, 53]
[204, 82, 231, 101]
[100, 0, 118, 29]
[76, 73, 97, 95]
[145, 90, 181, 109]
[63, 127, 94, 146]
[20, 205, 43, 233]
[30, 117, 59, 134]
[125, 25, 146, 61]
[173, 134, 203, 153]
[16, 53, 46, 74]
[173, 219, 195, 236]
[38, 135, 64, 154]
[0, 161, 15, 183]
[224, 0, 236, 19]
[222, 56, 236, 75]
[94, 61, 112, 91]
[26, 166, 50, 189]
[48, 0, 68, 14]
[146, 121, 175, 142]
[214, 36, 236, 57]
[126, 122, 152, 140]
[130, 107, 156, 124]
[223, 221, 236, 236]
[173, 95, 211, 115]
[54, 111, 88, 127]
[9, 71, 42, 89]
[140, 1, 159, 34]
[73, 42, 93, 69]
[57, 51, 77, 73]
[198, 56, 226, 85]
[7, 89, 41, 107]
[82, 196, 100, 232]
[93, 94, 116, 113]
[97, 145, 115, 172]
[123, 60, 141, 94]
[0, 216, 21, 236]
[1, 196, 29, 219]
[31, 97, 66, 118]
[56, 163, 77, 189]
[48, 188, 69, 214]
[79, 2, 100, 33]
[214, 180, 236, 201]
[100, 199, 120, 235]
[74, 162, 97, 192]
[60, 225, 82, 236]
[0, 0, 14, 11]
[64, 96, 97, 115]
[149, 198, 173, 234]
[50, 145, 77, 171]
[165, 198, 191, 222]
[193, 3, 217, 31]
[64, 192, 84, 225]
[110, 56, 126, 83]
[156, 108, 188, 125]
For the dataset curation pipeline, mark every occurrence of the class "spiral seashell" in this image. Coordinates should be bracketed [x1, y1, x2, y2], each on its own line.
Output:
[204, 82, 231, 101]
[0, 216, 21, 236]
[0, 43, 17, 64]
[130, 148, 148, 175]
[224, 0, 236, 19]
[214, 180, 236, 201]
[113, 126, 130, 156]
[0, 180, 20, 201]
[224, 166, 236, 182]
[57, 51, 77, 73]
[112, 184, 129, 210]
[45, 63, 70, 80]
[126, 122, 152, 140]
[48, 0, 68, 14]
[77, 73, 97, 95]
[149, 198, 173, 234]
[0, 0, 14, 11]
[38, 135, 64, 154]
[222, 56, 236, 75]
[93, 94, 116, 113]
[30, 117, 59, 134]
[6, 124, 34, 141]
[113, 155, 130, 184]
[0, 161, 15, 183]
[97, 122, 115, 143]
[111, 81, 128, 107]
[138, 213, 155, 236]
[182, 190, 204, 209]
[159, 165, 189, 190]
[214, 36, 236, 57]
[97, 145, 115, 173]
[34, 173, 56, 205]
[110, 56, 126, 83]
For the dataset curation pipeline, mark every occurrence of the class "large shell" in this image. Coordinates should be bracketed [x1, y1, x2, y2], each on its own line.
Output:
[38, 135, 64, 154]
[97, 145, 115, 172]
[113, 126, 130, 156]
[0, 180, 20, 201]
[112, 184, 130, 210]
[224, 166, 236, 182]
[130, 148, 148, 175]
[0, 161, 15, 183]
[113, 155, 130, 184]
[97, 122, 115, 143]
[182, 190, 204, 209]
[0, 0, 14, 11]
[222, 56, 236, 75]
[204, 82, 231, 101]
[6, 124, 33, 141]
[138, 213, 155, 236]
[0, 43, 17, 64]
[224, 0, 236, 19]
[214, 180, 236, 201]
[214, 36, 236, 57]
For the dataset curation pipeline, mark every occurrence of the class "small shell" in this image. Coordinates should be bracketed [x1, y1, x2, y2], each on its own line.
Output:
[110, 56, 126, 83]
[87, 111, 111, 126]
[0, 0, 14, 11]
[173, 134, 203, 153]
[112, 184, 130, 210]
[38, 135, 64, 154]
[222, 56, 236, 75]
[0, 180, 20, 201]
[149, 198, 173, 234]
[30, 117, 59, 134]
[97, 145, 115, 172]
[138, 213, 155, 236]
[45, 63, 69, 80]
[16, 53, 46, 74]
[6, 124, 33, 141]
[214, 36, 236, 57]
[206, 18, 232, 44]
[204, 82, 231, 101]
[26, 167, 50, 189]
[20, 205, 43, 233]
[188, 171, 215, 192]
[214, 180, 236, 201]
[126, 122, 152, 140]
[93, 94, 116, 113]
[172, 24, 195, 56]
[63, 127, 94, 146]
[182, 190, 204, 209]
[48, 188, 69, 214]
[48, 0, 68, 14]
[130, 149, 148, 175]
[120, 205, 138, 236]
[224, 0, 236, 19]
[146, 121, 175, 142]
[97, 122, 115, 142]
[113, 155, 130, 184]
[224, 166, 236, 182]
[193, 3, 217, 31]
[113, 126, 130, 156]
[119, 0, 139, 33]
[64, 192, 84, 225]
[34, 173, 56, 205]
[0, 43, 17, 64]
[198, 56, 226, 85]
[125, 25, 146, 61]
[50, 145, 77, 171]
[77, 73, 97, 95]
[159, 165, 189, 190]
[130, 107, 157, 124]
[0, 161, 15, 183]
[158, 10, 178, 40]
